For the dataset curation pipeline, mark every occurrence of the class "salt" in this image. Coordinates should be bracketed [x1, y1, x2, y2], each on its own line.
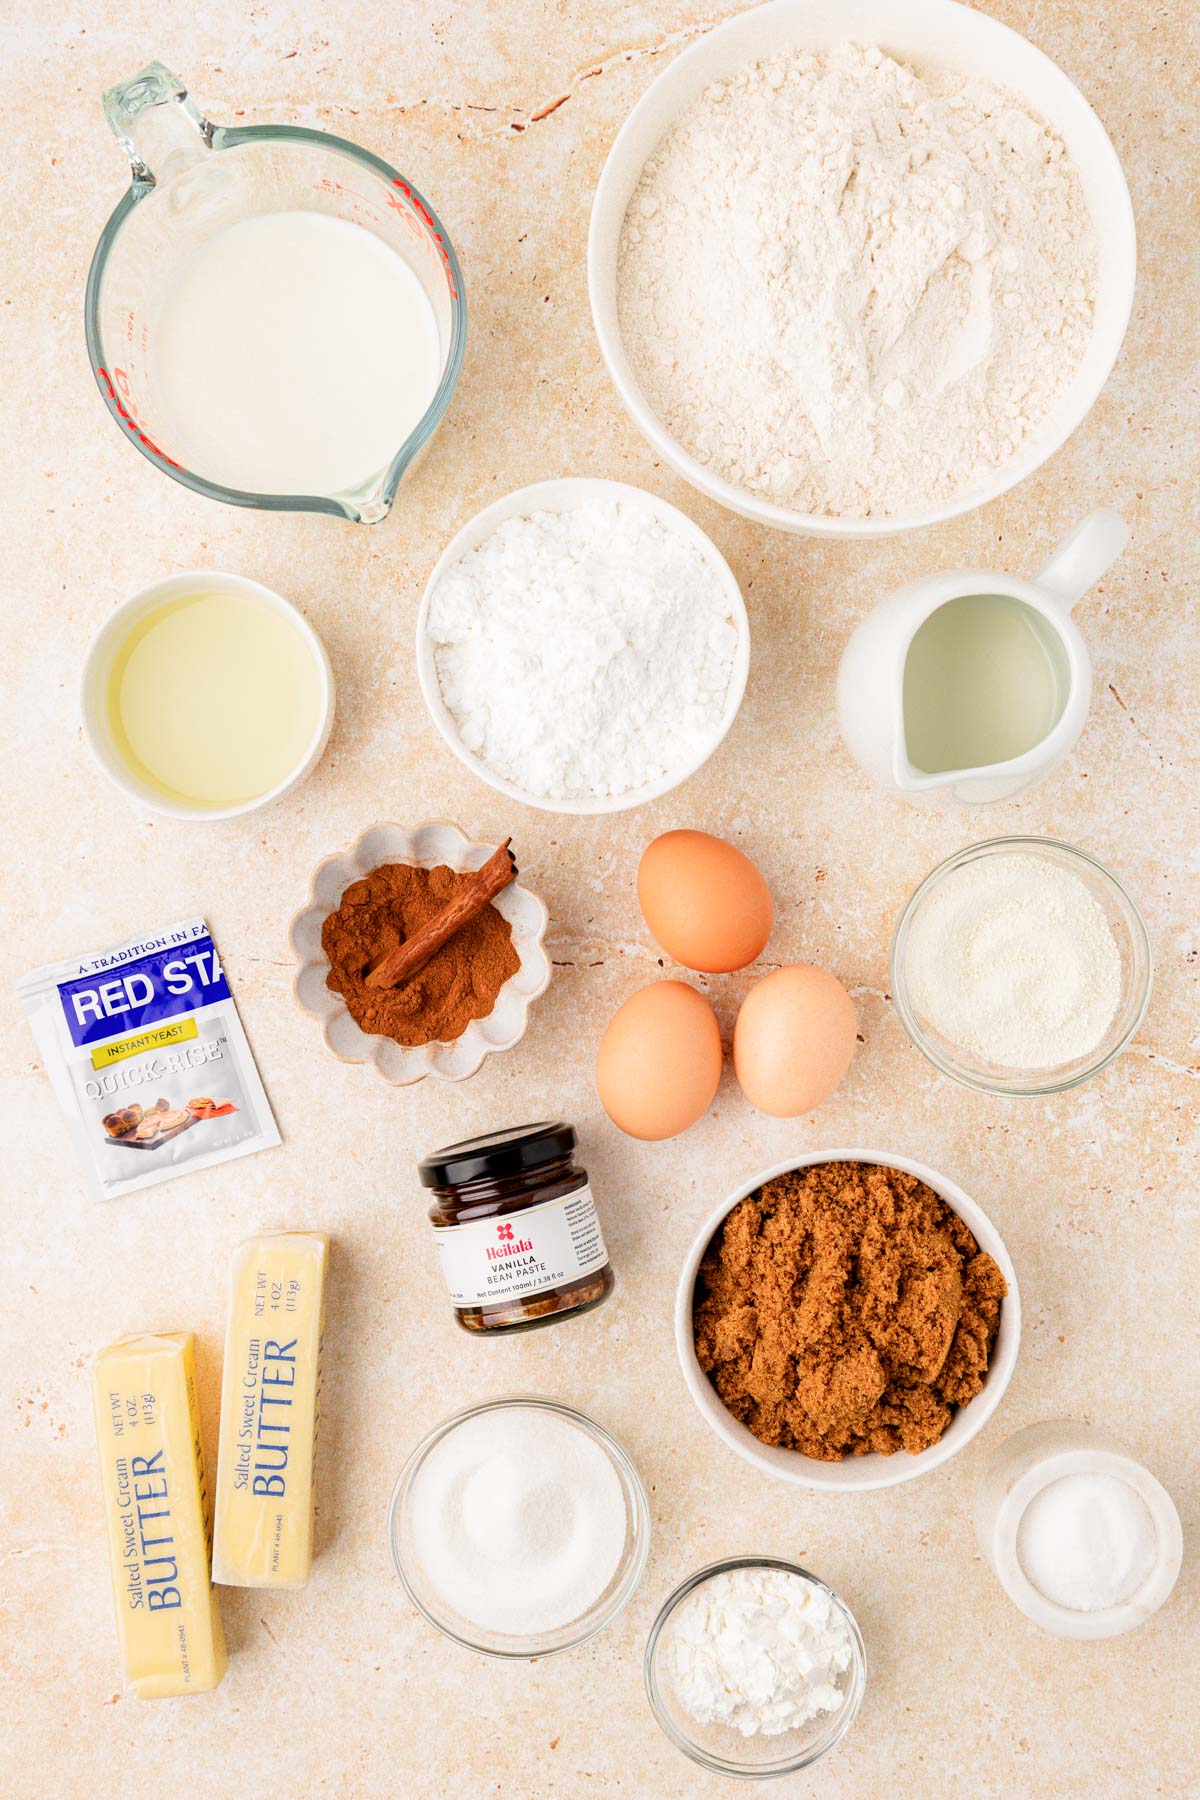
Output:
[408, 1408, 628, 1636]
[1017, 1473, 1158, 1612]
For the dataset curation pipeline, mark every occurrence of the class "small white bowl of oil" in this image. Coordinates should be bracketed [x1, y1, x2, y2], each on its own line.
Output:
[81, 570, 334, 820]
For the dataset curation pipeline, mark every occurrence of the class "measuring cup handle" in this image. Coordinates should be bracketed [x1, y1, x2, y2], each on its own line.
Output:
[1035, 508, 1129, 611]
[103, 62, 213, 187]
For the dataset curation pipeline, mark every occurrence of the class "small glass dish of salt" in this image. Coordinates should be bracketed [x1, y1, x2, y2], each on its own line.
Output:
[388, 1396, 650, 1660]
[644, 1557, 866, 1778]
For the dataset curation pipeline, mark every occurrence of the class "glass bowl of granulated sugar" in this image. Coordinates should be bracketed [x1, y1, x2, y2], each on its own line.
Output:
[389, 1397, 651, 1659]
[891, 836, 1153, 1096]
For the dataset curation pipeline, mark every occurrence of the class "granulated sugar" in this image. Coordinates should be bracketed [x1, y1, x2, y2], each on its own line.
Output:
[618, 44, 1096, 519]
[408, 1408, 628, 1636]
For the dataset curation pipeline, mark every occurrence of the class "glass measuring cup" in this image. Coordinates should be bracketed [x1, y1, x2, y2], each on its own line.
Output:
[85, 63, 467, 524]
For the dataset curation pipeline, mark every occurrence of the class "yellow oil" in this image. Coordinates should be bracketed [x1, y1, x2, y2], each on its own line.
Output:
[106, 590, 322, 810]
[902, 594, 1066, 776]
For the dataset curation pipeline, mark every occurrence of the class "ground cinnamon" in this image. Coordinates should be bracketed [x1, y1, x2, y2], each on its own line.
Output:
[366, 841, 516, 989]
[322, 861, 520, 1046]
[694, 1161, 1006, 1460]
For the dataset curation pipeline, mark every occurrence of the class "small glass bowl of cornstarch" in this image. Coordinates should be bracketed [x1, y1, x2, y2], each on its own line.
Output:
[645, 1557, 866, 1777]
[388, 1396, 651, 1659]
[891, 837, 1152, 1096]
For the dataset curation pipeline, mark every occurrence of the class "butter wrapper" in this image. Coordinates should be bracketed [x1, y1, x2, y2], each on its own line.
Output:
[18, 916, 279, 1199]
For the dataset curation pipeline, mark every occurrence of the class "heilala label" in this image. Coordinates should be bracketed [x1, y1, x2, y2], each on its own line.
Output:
[433, 1184, 608, 1307]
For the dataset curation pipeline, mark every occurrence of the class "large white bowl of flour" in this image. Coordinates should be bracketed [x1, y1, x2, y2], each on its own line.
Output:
[589, 0, 1135, 536]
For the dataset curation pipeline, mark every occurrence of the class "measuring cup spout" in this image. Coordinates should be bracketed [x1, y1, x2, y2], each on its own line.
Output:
[103, 62, 213, 188]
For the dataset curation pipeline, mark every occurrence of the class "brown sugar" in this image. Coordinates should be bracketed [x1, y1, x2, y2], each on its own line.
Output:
[322, 862, 520, 1046]
[693, 1161, 1007, 1460]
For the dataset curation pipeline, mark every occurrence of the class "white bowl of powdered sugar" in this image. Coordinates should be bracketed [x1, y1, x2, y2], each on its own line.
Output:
[417, 478, 749, 813]
[589, 0, 1136, 534]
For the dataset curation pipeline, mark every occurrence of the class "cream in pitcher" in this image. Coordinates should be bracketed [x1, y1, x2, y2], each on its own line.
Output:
[835, 509, 1129, 806]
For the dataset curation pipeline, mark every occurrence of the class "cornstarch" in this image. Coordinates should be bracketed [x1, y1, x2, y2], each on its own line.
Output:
[664, 1567, 853, 1737]
[618, 44, 1096, 518]
[426, 497, 739, 800]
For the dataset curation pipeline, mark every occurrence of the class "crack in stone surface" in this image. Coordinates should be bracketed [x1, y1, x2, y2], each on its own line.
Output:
[343, 18, 725, 137]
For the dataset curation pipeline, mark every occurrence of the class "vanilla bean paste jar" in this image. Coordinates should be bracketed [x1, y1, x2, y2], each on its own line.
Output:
[419, 1122, 614, 1334]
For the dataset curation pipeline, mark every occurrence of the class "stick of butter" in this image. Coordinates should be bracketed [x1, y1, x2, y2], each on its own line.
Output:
[91, 1333, 228, 1698]
[212, 1232, 328, 1589]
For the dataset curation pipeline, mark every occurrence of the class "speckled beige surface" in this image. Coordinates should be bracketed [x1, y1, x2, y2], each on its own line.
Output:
[1, 3, 1196, 1795]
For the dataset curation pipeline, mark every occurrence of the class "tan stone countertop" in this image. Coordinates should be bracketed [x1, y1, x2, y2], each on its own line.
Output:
[1, 3, 1195, 1795]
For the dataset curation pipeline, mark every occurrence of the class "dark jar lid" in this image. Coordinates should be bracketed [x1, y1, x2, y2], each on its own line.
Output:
[417, 1120, 577, 1189]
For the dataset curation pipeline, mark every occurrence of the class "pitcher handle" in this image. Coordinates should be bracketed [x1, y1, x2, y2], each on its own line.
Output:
[103, 61, 213, 188]
[1035, 508, 1129, 611]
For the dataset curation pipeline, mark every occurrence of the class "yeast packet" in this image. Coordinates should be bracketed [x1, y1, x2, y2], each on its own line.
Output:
[18, 917, 280, 1199]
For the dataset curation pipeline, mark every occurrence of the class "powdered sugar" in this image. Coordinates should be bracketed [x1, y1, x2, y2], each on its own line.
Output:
[425, 495, 740, 801]
[618, 43, 1096, 519]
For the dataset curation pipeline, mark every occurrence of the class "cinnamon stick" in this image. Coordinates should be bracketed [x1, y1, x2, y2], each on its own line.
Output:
[364, 840, 517, 990]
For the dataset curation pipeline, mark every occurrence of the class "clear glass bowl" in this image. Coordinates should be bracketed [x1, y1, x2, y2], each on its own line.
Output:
[890, 836, 1153, 1097]
[644, 1557, 866, 1778]
[388, 1396, 651, 1660]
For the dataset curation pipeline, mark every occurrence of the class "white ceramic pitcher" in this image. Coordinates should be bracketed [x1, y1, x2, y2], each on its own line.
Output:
[835, 509, 1129, 806]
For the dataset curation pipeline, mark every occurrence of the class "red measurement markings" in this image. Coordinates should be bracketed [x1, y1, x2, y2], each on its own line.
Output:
[97, 367, 181, 468]
[311, 176, 457, 299]
[390, 180, 458, 300]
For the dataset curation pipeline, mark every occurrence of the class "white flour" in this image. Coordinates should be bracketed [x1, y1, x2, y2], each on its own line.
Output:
[618, 44, 1096, 518]
[903, 853, 1122, 1069]
[426, 497, 739, 800]
[664, 1567, 853, 1738]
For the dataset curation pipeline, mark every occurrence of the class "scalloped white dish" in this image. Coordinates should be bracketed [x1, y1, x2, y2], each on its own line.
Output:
[289, 821, 551, 1085]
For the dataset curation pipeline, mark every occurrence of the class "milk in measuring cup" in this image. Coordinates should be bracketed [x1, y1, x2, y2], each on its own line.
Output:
[149, 211, 442, 497]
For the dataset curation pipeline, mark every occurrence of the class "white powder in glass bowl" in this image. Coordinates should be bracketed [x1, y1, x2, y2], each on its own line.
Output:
[903, 853, 1121, 1069]
[664, 1567, 854, 1738]
[408, 1408, 629, 1636]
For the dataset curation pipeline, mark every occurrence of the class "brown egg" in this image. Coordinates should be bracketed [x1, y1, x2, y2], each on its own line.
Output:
[733, 965, 857, 1117]
[637, 830, 773, 974]
[596, 980, 723, 1141]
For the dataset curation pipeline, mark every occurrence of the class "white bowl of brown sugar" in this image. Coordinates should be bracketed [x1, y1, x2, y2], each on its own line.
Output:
[289, 821, 551, 1085]
[675, 1151, 1021, 1492]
